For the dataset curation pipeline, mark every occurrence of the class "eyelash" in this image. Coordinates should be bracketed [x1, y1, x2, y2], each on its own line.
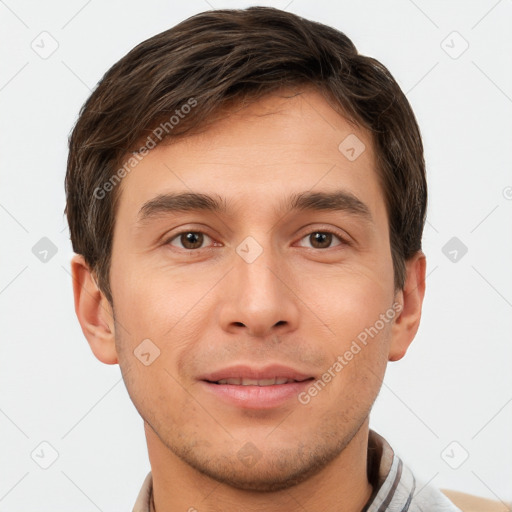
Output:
[164, 228, 349, 251]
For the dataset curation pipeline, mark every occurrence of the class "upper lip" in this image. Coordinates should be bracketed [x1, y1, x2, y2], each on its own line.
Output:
[199, 364, 314, 382]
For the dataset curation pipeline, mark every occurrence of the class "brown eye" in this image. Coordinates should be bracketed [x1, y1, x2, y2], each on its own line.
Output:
[169, 231, 210, 250]
[310, 232, 332, 248]
[297, 231, 343, 249]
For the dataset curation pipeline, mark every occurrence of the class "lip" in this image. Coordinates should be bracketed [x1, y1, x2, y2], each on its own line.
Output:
[198, 364, 315, 410]
[199, 380, 313, 409]
[198, 364, 314, 383]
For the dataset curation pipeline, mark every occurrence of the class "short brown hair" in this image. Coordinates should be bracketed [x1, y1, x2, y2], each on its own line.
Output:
[65, 6, 426, 304]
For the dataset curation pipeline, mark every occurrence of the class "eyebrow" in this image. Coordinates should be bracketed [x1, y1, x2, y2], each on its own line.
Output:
[136, 190, 372, 224]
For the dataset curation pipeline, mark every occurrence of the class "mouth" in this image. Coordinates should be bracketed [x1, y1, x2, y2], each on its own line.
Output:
[199, 364, 315, 383]
[206, 377, 313, 386]
[198, 365, 315, 409]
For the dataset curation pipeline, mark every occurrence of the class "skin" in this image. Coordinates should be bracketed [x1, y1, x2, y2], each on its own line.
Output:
[72, 86, 426, 512]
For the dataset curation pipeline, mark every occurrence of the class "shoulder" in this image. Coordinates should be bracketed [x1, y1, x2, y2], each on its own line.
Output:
[441, 489, 511, 512]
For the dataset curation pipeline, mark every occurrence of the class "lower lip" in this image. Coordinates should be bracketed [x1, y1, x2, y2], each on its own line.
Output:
[199, 380, 314, 410]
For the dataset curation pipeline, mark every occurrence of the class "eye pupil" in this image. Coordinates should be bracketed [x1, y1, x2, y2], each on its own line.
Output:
[181, 232, 203, 249]
[310, 232, 332, 248]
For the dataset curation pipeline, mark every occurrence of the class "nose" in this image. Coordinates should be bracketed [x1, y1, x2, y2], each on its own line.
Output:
[217, 240, 300, 339]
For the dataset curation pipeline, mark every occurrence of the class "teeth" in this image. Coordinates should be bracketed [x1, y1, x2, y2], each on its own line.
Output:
[216, 377, 296, 386]
[255, 378, 275, 386]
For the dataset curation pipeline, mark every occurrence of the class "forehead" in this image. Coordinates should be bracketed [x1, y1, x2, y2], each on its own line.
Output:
[115, 87, 386, 225]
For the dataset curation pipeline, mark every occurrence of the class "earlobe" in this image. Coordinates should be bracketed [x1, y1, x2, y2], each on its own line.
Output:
[70, 254, 118, 365]
[388, 251, 426, 362]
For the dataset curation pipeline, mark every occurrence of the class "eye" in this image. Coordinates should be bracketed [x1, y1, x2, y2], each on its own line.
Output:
[297, 230, 344, 249]
[167, 231, 213, 250]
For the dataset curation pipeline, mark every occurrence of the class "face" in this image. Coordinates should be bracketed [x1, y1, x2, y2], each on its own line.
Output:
[108, 88, 400, 491]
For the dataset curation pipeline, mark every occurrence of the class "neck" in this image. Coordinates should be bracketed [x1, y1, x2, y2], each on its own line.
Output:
[146, 419, 373, 512]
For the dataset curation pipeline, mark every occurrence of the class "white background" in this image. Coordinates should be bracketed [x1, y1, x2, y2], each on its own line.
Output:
[1, 0, 511, 510]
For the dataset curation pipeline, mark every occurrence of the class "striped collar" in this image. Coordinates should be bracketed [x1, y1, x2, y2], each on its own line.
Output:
[363, 431, 415, 511]
[363, 430, 460, 511]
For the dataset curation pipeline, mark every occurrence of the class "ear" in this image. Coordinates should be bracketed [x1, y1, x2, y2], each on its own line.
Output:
[388, 251, 426, 362]
[70, 254, 118, 364]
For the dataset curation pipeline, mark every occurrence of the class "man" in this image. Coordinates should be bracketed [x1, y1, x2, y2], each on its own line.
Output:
[65, 6, 501, 511]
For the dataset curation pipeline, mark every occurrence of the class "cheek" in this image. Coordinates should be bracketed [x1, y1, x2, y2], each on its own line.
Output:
[317, 318, 392, 410]
[296, 263, 394, 341]
[110, 255, 209, 340]
[294, 264, 395, 399]
[110, 258, 223, 402]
